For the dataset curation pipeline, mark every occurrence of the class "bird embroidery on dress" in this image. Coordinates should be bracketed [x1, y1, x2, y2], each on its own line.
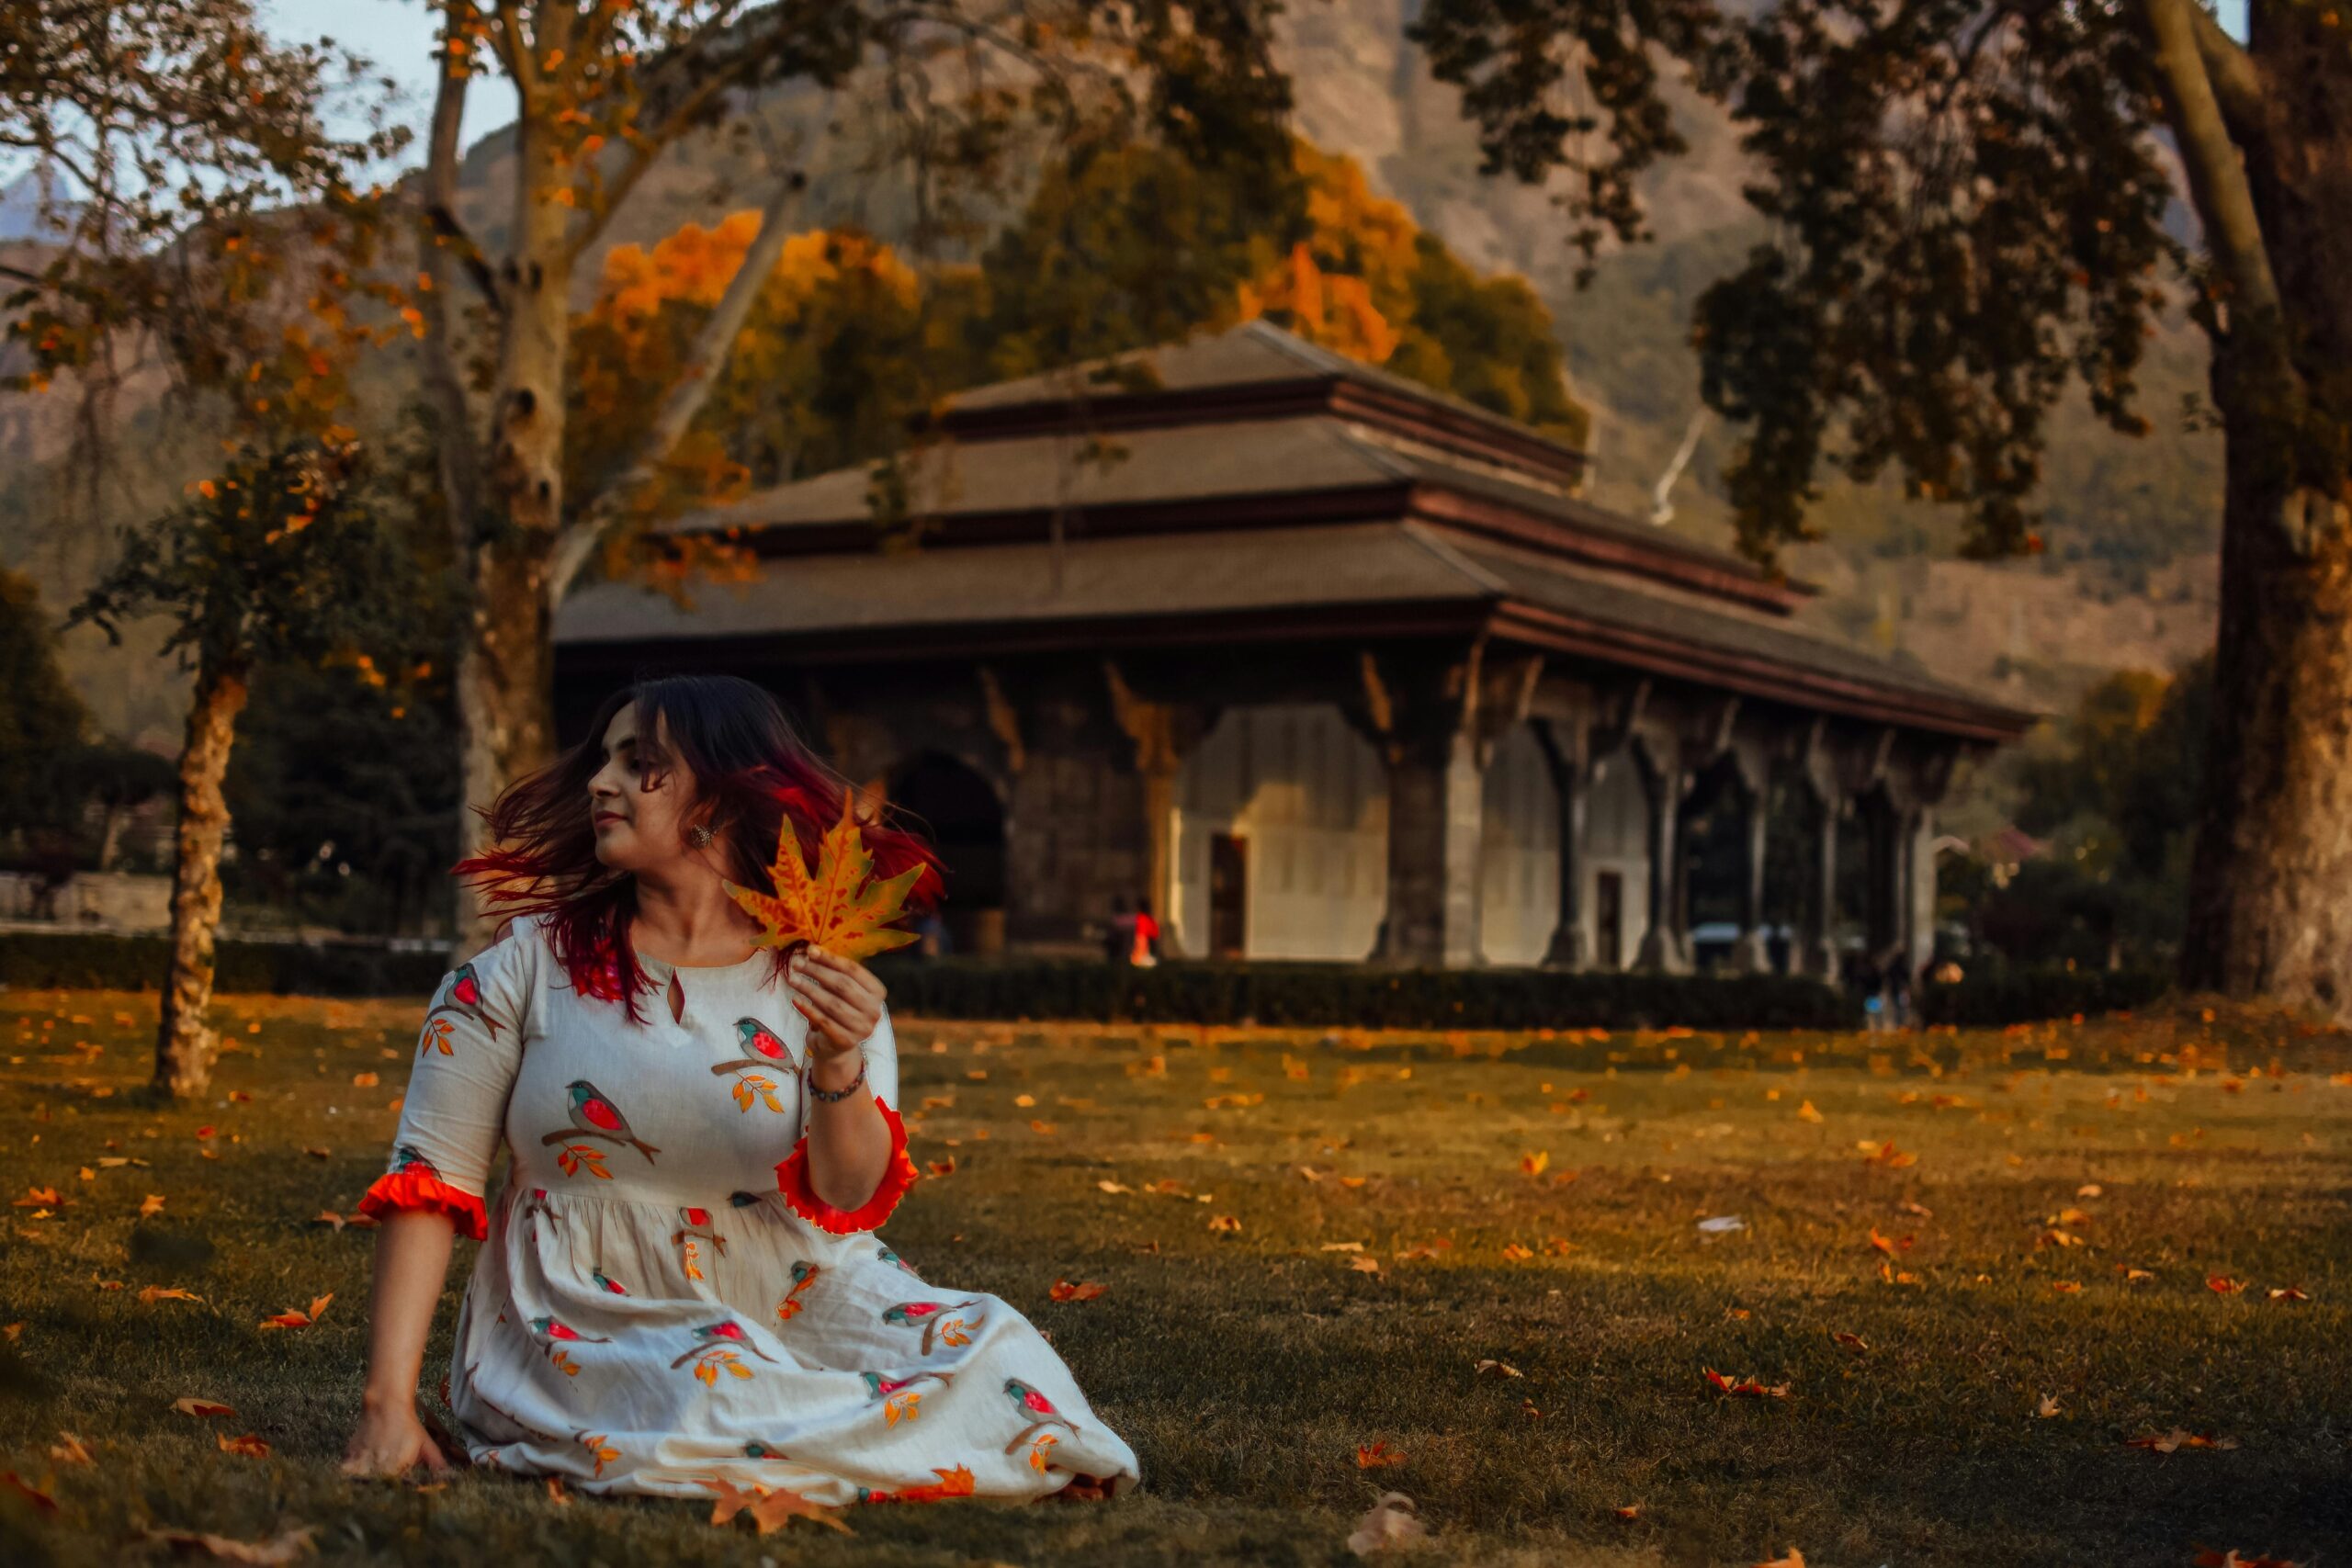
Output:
[710, 1017, 798, 1112]
[590, 1269, 628, 1296]
[875, 1245, 923, 1280]
[859, 1370, 955, 1400]
[670, 1318, 779, 1383]
[854, 1465, 978, 1505]
[529, 1316, 610, 1343]
[424, 962, 507, 1041]
[776, 1259, 820, 1323]
[879, 1299, 985, 1356]
[1001, 1377, 1084, 1454]
[741, 1440, 791, 1460]
[672, 1205, 727, 1280]
[539, 1080, 661, 1163]
[389, 1144, 443, 1179]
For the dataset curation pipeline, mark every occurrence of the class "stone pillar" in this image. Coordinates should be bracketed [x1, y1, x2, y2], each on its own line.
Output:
[1102, 661, 1201, 961]
[1905, 805, 1937, 986]
[1634, 744, 1690, 974]
[1374, 723, 1487, 966]
[1800, 784, 1839, 979]
[1729, 782, 1771, 973]
[1530, 720, 1588, 970]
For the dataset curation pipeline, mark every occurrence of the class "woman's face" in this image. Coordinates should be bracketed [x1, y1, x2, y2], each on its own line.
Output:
[587, 705, 710, 874]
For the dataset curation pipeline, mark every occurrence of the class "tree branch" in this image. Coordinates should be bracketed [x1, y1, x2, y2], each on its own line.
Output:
[420, 1, 490, 556]
[2186, 1, 2265, 137]
[2141, 0, 2283, 328]
[547, 169, 807, 605]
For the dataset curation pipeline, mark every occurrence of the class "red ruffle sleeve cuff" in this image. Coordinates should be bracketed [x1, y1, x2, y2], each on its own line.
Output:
[775, 1094, 920, 1235]
[356, 1169, 489, 1242]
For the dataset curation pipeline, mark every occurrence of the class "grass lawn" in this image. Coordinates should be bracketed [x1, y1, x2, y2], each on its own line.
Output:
[0, 988, 2346, 1567]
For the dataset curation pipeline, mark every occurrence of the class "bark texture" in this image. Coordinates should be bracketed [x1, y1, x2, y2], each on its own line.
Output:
[153, 660, 249, 1097]
[2175, 9, 2352, 1011]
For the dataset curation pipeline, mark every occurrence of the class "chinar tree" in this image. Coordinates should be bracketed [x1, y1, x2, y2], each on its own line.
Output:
[1409, 0, 2352, 1011]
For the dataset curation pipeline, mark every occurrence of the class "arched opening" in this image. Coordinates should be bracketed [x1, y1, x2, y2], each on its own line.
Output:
[888, 751, 1007, 957]
[1584, 748, 1648, 970]
[1677, 755, 1755, 971]
[1479, 725, 1558, 966]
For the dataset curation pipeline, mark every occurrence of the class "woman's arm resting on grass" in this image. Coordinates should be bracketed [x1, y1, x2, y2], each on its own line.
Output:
[340, 1208, 459, 1477]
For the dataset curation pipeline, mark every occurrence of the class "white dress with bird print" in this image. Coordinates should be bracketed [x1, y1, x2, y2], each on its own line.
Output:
[359, 911, 1142, 1505]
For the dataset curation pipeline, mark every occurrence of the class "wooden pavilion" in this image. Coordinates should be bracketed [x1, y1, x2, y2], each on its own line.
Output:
[553, 321, 2034, 975]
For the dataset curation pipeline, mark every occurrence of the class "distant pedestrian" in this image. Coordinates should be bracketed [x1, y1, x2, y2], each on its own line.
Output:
[1852, 950, 1884, 1032]
[1130, 897, 1161, 968]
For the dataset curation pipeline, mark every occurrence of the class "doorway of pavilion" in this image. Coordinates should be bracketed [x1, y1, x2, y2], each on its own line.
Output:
[888, 751, 1007, 957]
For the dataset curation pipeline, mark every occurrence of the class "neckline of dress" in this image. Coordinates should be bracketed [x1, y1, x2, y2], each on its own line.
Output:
[638, 948, 772, 976]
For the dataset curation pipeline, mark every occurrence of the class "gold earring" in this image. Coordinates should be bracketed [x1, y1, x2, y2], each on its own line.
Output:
[688, 824, 714, 847]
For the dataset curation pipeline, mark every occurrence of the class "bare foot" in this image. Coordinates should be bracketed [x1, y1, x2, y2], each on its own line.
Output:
[1043, 1473, 1115, 1503]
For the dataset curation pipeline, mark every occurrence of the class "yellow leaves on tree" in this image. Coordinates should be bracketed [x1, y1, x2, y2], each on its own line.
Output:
[721, 795, 925, 961]
[1231, 146, 1417, 366]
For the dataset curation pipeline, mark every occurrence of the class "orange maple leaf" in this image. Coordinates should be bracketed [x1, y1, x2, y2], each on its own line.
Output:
[1048, 1279, 1108, 1302]
[704, 1476, 854, 1535]
[721, 794, 924, 961]
[1356, 1439, 1407, 1469]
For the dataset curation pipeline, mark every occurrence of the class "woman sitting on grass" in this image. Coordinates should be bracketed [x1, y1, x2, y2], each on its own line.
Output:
[340, 673, 1138, 1506]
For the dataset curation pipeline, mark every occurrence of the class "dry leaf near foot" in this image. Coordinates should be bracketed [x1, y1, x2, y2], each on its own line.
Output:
[704, 1476, 853, 1535]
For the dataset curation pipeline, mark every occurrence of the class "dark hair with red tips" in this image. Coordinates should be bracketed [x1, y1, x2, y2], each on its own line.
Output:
[448, 671, 945, 1026]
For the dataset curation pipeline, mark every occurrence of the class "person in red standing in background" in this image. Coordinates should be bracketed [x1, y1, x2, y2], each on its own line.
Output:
[1130, 897, 1161, 968]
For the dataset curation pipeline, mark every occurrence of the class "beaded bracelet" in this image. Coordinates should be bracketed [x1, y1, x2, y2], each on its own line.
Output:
[808, 1053, 867, 1103]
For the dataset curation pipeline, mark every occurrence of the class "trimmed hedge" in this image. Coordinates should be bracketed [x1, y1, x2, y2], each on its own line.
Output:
[1917, 964, 2172, 1028]
[2, 929, 1859, 1032]
[866, 957, 1858, 1032]
[0, 930, 448, 998]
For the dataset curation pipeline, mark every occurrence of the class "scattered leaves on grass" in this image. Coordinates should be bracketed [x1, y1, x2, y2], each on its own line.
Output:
[140, 1286, 205, 1306]
[216, 1432, 271, 1458]
[2192, 1551, 2306, 1568]
[2051, 1280, 2083, 1294]
[1832, 1332, 1868, 1351]
[1207, 1214, 1241, 1234]
[1355, 1439, 1406, 1469]
[1867, 1227, 1912, 1255]
[1474, 1359, 1522, 1379]
[1697, 1215, 1747, 1234]
[1519, 1150, 1548, 1176]
[1613, 1504, 1642, 1520]
[1349, 1255, 1383, 1274]
[311, 1211, 376, 1231]
[1703, 1367, 1791, 1399]
[1499, 1243, 1534, 1261]
[172, 1397, 234, 1418]
[2036, 1393, 2064, 1418]
[2267, 1285, 2311, 1302]
[2207, 1275, 2249, 1295]
[1795, 1099, 1824, 1122]
[1346, 1491, 1427, 1556]
[49, 1432, 91, 1465]
[2126, 1428, 2239, 1453]
[1752, 1551, 1806, 1568]
[1047, 1279, 1106, 1302]
[703, 1475, 853, 1535]
[136, 1527, 317, 1562]
[11, 1187, 62, 1208]
[351, 1073, 379, 1089]
[258, 1294, 333, 1331]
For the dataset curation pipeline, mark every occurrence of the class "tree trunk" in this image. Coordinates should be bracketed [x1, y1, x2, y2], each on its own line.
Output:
[2177, 23, 2352, 1012]
[450, 91, 572, 964]
[153, 658, 249, 1098]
